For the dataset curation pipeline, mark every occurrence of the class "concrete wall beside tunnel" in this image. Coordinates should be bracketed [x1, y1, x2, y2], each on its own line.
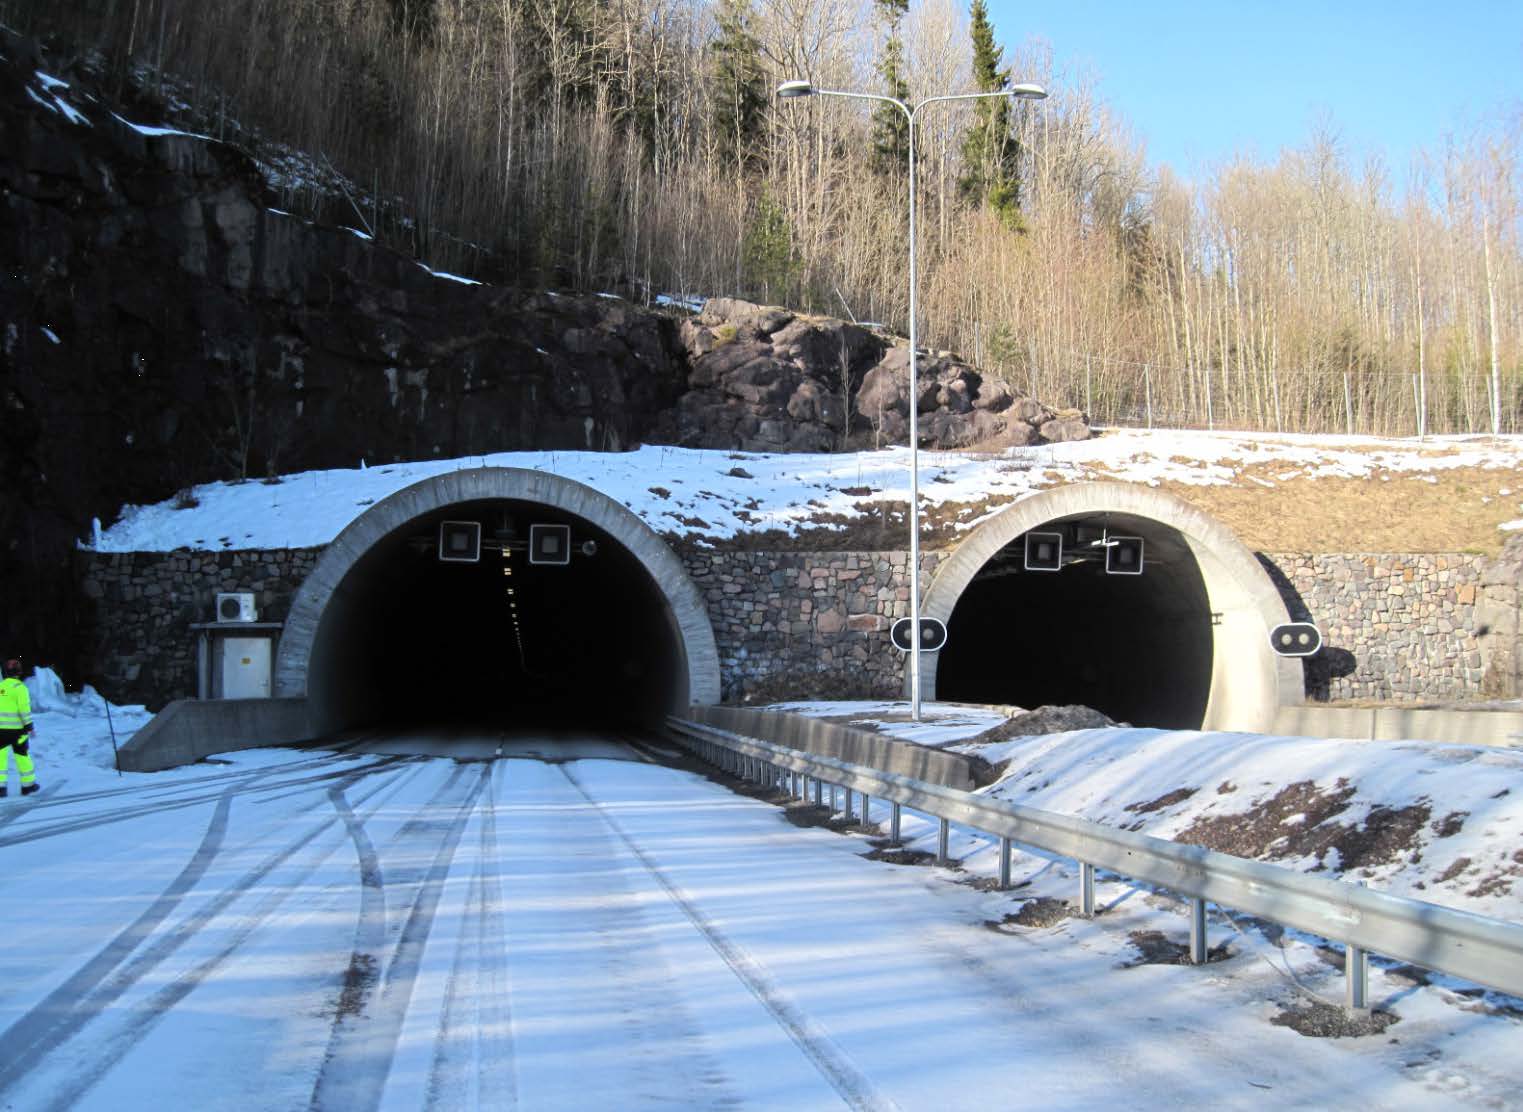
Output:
[921, 483, 1300, 732]
[274, 468, 721, 736]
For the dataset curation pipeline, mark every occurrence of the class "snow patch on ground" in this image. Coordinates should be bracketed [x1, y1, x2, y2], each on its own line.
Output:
[771, 701, 1523, 923]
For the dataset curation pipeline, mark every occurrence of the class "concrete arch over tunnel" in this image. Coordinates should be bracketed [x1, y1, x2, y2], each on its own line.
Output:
[920, 483, 1300, 731]
[275, 468, 720, 735]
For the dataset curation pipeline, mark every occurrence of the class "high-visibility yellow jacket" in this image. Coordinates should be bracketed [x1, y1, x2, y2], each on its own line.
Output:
[0, 677, 32, 734]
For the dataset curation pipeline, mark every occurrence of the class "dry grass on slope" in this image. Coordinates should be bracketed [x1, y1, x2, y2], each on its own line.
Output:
[1156, 465, 1522, 555]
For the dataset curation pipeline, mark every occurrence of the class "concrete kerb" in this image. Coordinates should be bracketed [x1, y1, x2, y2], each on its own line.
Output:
[273, 467, 721, 705]
[118, 697, 317, 772]
[681, 705, 980, 790]
[1273, 704, 1523, 748]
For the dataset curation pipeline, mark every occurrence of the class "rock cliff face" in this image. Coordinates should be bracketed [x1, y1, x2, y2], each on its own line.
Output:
[673, 298, 1090, 453]
[0, 33, 1086, 678]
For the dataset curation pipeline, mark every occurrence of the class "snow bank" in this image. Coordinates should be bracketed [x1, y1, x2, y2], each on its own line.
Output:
[87, 431, 1523, 554]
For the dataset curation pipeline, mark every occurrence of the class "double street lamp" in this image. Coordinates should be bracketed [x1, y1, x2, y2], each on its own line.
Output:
[778, 77, 1048, 721]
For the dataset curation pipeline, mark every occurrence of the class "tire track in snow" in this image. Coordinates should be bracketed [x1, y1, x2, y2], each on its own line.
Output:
[425, 761, 518, 1109]
[510, 759, 739, 1109]
[0, 755, 403, 848]
[0, 780, 69, 834]
[558, 764, 897, 1112]
[0, 782, 235, 1091]
[1, 740, 372, 817]
[21, 759, 430, 1112]
[310, 761, 490, 1112]
[0, 757, 422, 1101]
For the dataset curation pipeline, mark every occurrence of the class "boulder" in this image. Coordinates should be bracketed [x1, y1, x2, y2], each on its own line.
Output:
[855, 362, 906, 423]
[698, 297, 793, 338]
[973, 379, 1013, 411]
[1039, 410, 1092, 443]
[1009, 396, 1053, 425]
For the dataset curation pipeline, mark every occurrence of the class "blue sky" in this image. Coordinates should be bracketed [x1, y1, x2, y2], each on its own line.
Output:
[988, 0, 1523, 177]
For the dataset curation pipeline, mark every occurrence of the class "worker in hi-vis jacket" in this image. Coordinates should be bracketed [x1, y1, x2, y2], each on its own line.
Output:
[0, 659, 39, 797]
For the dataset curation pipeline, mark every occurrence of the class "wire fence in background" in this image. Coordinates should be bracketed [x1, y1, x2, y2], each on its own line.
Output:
[1018, 351, 1521, 439]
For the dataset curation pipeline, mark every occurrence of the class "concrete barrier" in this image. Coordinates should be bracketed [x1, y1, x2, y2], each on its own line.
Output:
[118, 697, 318, 772]
[1272, 704, 1523, 748]
[679, 705, 981, 790]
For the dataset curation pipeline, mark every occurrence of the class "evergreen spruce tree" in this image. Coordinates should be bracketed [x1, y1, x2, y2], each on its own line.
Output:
[870, 0, 911, 178]
[709, 0, 767, 170]
[743, 188, 799, 302]
[958, 0, 1026, 225]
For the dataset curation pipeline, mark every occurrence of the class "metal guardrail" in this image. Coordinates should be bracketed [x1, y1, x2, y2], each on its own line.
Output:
[668, 716, 1523, 1009]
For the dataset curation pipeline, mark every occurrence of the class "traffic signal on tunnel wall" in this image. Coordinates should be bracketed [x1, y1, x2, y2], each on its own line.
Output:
[1270, 622, 1323, 657]
[890, 617, 949, 653]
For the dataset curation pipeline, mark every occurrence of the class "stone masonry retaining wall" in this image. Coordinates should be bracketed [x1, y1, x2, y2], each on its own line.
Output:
[77, 544, 1513, 711]
[1262, 552, 1492, 703]
[77, 548, 322, 708]
[679, 550, 946, 704]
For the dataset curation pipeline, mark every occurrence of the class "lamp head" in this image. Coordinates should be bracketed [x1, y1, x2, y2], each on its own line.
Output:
[777, 79, 814, 99]
[1009, 83, 1048, 101]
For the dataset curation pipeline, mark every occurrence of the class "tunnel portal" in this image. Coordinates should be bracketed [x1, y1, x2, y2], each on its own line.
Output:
[311, 499, 684, 731]
[275, 469, 720, 736]
[935, 512, 1214, 727]
[921, 483, 1298, 733]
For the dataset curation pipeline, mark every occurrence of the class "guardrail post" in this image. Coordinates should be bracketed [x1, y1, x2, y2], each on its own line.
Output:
[937, 818, 950, 865]
[1189, 897, 1208, 963]
[1079, 862, 1095, 916]
[1346, 944, 1369, 1012]
[1000, 837, 1012, 890]
[890, 802, 902, 845]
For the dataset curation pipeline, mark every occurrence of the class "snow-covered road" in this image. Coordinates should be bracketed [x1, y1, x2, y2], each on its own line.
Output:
[0, 735, 1511, 1109]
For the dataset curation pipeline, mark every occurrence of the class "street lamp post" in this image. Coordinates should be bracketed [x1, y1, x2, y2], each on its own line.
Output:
[778, 77, 1047, 721]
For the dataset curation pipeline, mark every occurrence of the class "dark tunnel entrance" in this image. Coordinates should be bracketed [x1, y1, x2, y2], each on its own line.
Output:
[307, 498, 689, 734]
[935, 512, 1215, 728]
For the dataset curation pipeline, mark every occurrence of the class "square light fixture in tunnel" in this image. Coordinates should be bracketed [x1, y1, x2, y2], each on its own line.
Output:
[438, 520, 482, 563]
[1024, 531, 1063, 572]
[1106, 536, 1145, 575]
[529, 523, 572, 565]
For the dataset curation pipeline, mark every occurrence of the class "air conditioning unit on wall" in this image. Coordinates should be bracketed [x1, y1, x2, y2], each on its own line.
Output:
[216, 591, 258, 623]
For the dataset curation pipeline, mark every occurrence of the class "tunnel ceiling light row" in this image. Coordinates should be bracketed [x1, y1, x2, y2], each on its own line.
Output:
[503, 546, 527, 669]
